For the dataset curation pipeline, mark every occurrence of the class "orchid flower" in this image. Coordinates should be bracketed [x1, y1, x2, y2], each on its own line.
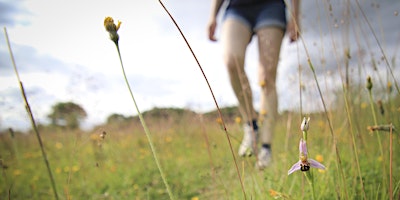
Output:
[288, 139, 325, 175]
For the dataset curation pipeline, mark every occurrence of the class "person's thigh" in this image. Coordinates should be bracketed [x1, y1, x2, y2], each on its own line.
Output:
[221, 18, 253, 62]
[256, 27, 284, 83]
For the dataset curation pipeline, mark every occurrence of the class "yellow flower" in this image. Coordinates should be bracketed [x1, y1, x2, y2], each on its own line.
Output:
[104, 16, 121, 44]
[55, 142, 63, 149]
[315, 154, 324, 162]
[216, 117, 223, 125]
[360, 102, 368, 109]
[387, 81, 392, 93]
[235, 116, 242, 124]
[260, 109, 267, 116]
[259, 80, 266, 87]
[13, 169, 22, 176]
[378, 156, 383, 162]
[165, 136, 172, 143]
[269, 189, 279, 198]
[72, 165, 80, 172]
[191, 197, 199, 200]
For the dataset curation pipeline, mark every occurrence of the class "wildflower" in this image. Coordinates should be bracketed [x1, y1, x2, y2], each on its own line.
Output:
[377, 100, 384, 115]
[235, 116, 242, 124]
[216, 117, 223, 125]
[72, 165, 80, 172]
[360, 102, 368, 109]
[288, 139, 325, 175]
[387, 81, 393, 93]
[301, 117, 310, 131]
[315, 154, 324, 163]
[259, 80, 266, 87]
[100, 131, 107, 140]
[366, 76, 373, 91]
[104, 16, 121, 45]
[269, 189, 279, 198]
[260, 109, 267, 116]
[55, 142, 63, 149]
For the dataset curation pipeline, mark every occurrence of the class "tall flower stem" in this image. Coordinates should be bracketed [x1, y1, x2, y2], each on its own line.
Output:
[4, 27, 59, 200]
[157, 1, 247, 199]
[302, 128, 315, 200]
[114, 43, 175, 200]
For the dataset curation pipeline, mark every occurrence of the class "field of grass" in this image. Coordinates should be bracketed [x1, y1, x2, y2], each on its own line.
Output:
[2, 2, 399, 199]
[1, 96, 399, 199]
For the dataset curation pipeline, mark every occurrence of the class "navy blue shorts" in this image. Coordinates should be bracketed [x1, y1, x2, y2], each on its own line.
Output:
[224, 1, 287, 33]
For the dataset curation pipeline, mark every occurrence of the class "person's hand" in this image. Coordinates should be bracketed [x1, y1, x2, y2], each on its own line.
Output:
[287, 18, 300, 43]
[208, 19, 218, 42]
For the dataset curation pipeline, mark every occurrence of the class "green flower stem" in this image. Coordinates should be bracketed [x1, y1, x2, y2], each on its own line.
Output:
[5, 27, 59, 200]
[367, 90, 384, 158]
[304, 171, 315, 200]
[302, 130, 315, 200]
[114, 43, 175, 200]
[302, 130, 307, 142]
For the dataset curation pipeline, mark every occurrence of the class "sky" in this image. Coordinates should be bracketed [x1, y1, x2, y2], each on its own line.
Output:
[0, 0, 399, 131]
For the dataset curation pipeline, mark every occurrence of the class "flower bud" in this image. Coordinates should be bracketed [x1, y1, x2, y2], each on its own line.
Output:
[104, 17, 121, 45]
[366, 76, 373, 91]
[301, 117, 310, 131]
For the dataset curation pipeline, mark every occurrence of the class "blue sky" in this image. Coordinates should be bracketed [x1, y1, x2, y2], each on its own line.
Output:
[1, 0, 399, 131]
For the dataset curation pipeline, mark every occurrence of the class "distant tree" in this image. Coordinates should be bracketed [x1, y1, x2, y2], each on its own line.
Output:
[48, 102, 87, 129]
[106, 113, 128, 124]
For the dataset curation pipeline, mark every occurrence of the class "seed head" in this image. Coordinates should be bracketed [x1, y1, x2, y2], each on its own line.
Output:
[366, 76, 373, 91]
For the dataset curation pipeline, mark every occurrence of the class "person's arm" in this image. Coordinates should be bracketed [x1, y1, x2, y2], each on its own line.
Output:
[207, 0, 225, 41]
[287, 0, 300, 42]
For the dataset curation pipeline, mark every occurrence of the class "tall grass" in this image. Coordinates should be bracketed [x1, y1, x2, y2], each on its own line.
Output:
[3, 27, 59, 200]
[1, 1, 399, 199]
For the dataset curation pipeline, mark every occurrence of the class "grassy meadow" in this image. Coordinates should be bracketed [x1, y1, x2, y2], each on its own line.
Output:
[1, 2, 400, 199]
[1, 96, 400, 199]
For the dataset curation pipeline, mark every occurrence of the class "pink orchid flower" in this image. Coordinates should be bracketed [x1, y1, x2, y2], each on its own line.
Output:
[288, 139, 325, 175]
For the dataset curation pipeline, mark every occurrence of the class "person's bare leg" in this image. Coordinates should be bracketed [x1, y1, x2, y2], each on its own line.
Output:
[256, 26, 284, 168]
[221, 19, 258, 156]
[221, 19, 257, 123]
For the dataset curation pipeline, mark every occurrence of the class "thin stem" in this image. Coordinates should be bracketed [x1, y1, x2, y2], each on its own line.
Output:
[114, 44, 175, 200]
[367, 90, 384, 157]
[4, 27, 59, 200]
[157, 1, 247, 199]
[389, 124, 393, 200]
[343, 86, 367, 199]
[304, 171, 315, 200]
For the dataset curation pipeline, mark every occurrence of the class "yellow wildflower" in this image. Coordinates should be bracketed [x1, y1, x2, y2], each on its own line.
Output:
[235, 116, 242, 124]
[216, 117, 223, 125]
[360, 102, 368, 109]
[55, 142, 63, 149]
[13, 169, 22, 176]
[315, 154, 324, 162]
[260, 109, 267, 116]
[269, 189, 279, 198]
[259, 80, 266, 87]
[104, 16, 121, 44]
[72, 165, 80, 172]
[387, 81, 392, 93]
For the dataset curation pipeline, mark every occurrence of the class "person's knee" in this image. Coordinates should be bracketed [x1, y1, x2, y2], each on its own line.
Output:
[224, 52, 244, 74]
[259, 69, 277, 89]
